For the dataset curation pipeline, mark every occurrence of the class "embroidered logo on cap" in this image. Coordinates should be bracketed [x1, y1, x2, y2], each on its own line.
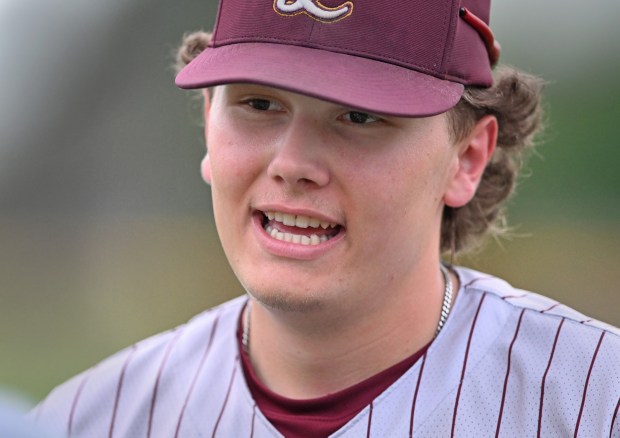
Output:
[274, 0, 353, 23]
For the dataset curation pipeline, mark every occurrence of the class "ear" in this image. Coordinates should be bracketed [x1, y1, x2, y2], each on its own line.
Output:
[444, 115, 498, 208]
[201, 89, 213, 185]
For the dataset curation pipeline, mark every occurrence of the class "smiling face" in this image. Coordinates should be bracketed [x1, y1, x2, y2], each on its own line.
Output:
[202, 84, 490, 315]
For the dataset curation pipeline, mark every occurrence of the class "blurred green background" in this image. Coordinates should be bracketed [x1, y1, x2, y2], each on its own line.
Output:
[1, 0, 618, 404]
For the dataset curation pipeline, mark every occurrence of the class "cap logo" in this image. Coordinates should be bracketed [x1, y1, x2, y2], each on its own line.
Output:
[274, 0, 353, 23]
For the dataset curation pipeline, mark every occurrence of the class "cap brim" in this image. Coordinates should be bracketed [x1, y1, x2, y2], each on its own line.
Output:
[175, 43, 464, 118]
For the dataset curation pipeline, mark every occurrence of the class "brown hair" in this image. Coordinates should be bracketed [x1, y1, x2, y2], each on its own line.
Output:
[176, 32, 545, 256]
[176, 32, 213, 73]
[443, 67, 545, 255]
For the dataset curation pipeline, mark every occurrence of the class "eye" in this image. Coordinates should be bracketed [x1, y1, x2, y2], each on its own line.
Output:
[244, 98, 282, 112]
[342, 111, 381, 125]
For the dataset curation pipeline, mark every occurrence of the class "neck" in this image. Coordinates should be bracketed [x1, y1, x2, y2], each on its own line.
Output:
[244, 265, 458, 399]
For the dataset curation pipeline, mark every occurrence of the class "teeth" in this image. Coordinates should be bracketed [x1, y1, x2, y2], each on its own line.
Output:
[295, 215, 310, 228]
[262, 211, 341, 246]
[264, 225, 332, 246]
[264, 211, 338, 230]
[282, 213, 296, 226]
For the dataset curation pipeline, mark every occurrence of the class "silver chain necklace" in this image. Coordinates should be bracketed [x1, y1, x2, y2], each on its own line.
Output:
[242, 265, 454, 353]
[436, 264, 454, 336]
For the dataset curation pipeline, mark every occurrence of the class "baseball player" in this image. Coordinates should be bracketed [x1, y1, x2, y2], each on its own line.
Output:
[31, 0, 620, 437]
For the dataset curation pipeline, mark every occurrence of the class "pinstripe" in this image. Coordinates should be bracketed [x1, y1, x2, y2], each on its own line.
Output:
[501, 293, 527, 301]
[540, 302, 561, 314]
[174, 313, 221, 438]
[212, 360, 238, 438]
[538, 318, 564, 438]
[409, 352, 427, 437]
[31, 270, 620, 437]
[495, 309, 525, 437]
[147, 328, 185, 438]
[451, 292, 487, 438]
[574, 332, 606, 438]
[462, 276, 493, 289]
[366, 402, 374, 438]
[250, 404, 257, 438]
[108, 346, 138, 438]
[610, 397, 620, 438]
[67, 368, 93, 437]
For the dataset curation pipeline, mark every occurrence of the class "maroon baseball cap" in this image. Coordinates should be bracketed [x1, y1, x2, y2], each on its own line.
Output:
[176, 0, 500, 117]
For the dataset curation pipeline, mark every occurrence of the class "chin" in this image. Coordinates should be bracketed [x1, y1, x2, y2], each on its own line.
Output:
[245, 284, 328, 313]
[234, 259, 341, 313]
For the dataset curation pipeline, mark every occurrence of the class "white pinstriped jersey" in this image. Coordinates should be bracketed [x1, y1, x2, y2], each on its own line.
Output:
[32, 267, 620, 437]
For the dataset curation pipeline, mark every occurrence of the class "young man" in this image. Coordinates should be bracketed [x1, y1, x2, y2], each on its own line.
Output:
[32, 0, 620, 436]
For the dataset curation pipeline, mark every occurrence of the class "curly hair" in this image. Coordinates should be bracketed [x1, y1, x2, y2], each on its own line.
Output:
[176, 32, 545, 256]
[443, 68, 545, 255]
[175, 31, 212, 73]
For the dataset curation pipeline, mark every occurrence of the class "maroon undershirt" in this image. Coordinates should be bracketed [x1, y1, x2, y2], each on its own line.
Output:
[237, 317, 430, 437]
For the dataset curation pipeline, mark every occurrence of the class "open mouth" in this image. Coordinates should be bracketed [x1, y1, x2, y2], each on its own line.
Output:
[259, 211, 343, 246]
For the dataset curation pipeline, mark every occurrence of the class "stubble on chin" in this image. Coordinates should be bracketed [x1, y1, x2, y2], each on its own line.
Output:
[246, 288, 325, 313]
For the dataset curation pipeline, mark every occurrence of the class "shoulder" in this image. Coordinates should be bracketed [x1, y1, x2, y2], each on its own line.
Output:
[452, 266, 620, 361]
[454, 266, 619, 335]
[443, 267, 619, 436]
[30, 296, 247, 437]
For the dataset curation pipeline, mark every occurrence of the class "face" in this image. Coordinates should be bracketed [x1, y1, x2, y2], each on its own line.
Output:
[202, 84, 464, 314]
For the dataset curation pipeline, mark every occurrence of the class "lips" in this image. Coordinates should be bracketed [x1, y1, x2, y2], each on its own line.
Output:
[260, 210, 342, 246]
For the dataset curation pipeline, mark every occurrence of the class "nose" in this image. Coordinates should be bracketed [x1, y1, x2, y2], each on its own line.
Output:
[266, 118, 330, 189]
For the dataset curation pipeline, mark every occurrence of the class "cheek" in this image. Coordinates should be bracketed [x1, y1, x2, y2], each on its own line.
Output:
[207, 126, 261, 193]
[356, 145, 448, 231]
